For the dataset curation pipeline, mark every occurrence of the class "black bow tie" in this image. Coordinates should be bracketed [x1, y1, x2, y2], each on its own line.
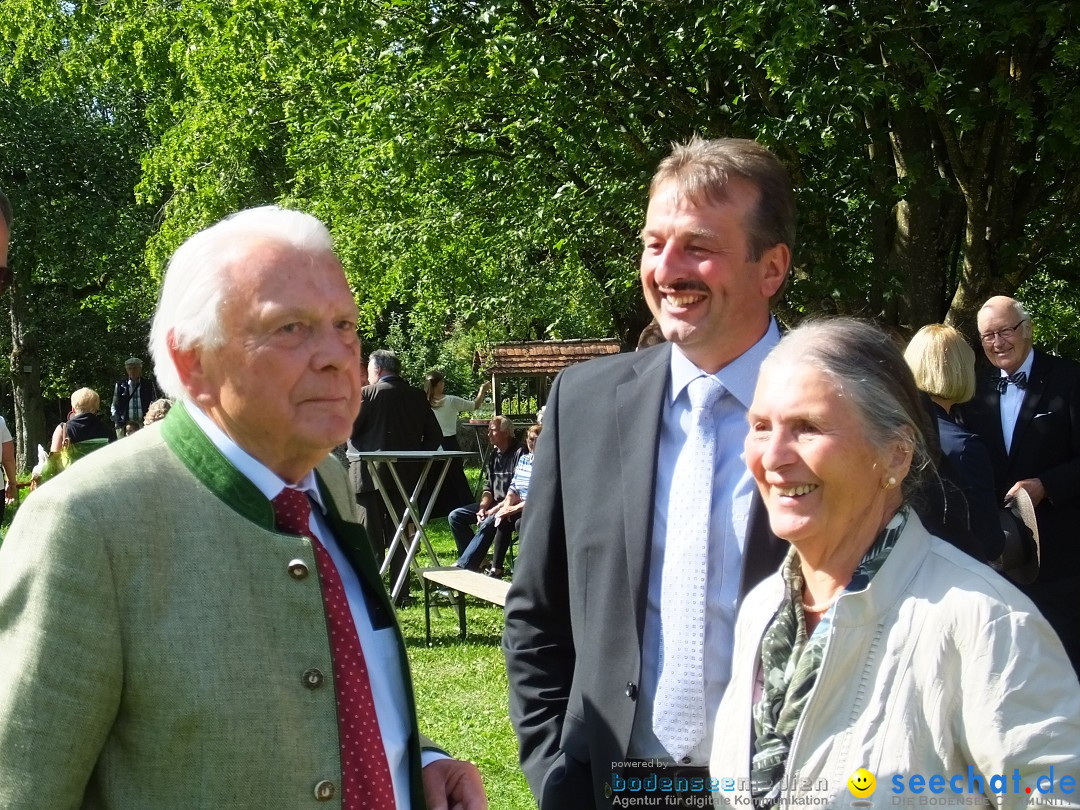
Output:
[995, 371, 1028, 394]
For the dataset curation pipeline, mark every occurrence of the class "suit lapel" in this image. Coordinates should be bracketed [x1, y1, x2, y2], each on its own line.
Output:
[1009, 351, 1047, 465]
[615, 344, 671, 629]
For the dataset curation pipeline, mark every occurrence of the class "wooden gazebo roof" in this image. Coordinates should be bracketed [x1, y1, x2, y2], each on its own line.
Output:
[479, 339, 622, 376]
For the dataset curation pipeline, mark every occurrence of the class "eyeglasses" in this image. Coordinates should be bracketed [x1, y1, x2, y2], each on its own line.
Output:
[979, 319, 1026, 344]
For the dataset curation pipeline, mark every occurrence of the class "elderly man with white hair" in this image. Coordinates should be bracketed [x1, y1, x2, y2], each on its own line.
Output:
[0, 206, 487, 810]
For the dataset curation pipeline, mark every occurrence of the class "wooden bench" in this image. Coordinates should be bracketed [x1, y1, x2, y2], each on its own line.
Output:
[420, 566, 510, 645]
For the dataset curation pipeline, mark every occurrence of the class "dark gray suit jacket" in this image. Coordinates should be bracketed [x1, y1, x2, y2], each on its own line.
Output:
[503, 343, 785, 809]
[349, 375, 442, 494]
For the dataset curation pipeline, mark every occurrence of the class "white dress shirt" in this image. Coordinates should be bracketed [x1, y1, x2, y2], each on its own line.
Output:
[999, 350, 1034, 454]
[629, 320, 780, 764]
[188, 405, 430, 808]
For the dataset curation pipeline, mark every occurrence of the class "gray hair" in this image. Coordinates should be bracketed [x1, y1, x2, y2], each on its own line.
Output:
[490, 415, 515, 437]
[368, 349, 400, 376]
[149, 205, 335, 399]
[979, 296, 1031, 324]
[0, 190, 12, 229]
[763, 318, 933, 499]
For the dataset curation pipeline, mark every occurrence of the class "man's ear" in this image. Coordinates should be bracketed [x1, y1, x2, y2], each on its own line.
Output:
[168, 335, 210, 402]
[759, 243, 791, 300]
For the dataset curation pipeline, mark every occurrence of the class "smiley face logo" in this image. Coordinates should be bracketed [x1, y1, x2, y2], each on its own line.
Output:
[848, 769, 876, 798]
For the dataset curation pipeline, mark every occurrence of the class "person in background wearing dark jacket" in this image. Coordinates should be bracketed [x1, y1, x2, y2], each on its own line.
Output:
[904, 324, 1006, 562]
[50, 387, 116, 452]
[111, 357, 160, 437]
[348, 349, 441, 604]
[958, 296, 1080, 675]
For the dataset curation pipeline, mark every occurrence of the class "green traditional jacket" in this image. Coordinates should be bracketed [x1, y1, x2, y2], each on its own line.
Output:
[0, 402, 432, 809]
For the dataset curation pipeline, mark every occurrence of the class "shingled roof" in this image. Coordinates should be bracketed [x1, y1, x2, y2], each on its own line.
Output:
[480, 339, 623, 376]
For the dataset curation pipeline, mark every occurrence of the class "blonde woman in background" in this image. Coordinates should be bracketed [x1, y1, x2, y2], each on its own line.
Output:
[904, 324, 1005, 562]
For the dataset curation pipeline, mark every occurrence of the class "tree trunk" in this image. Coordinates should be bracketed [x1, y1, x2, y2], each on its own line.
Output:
[9, 278, 46, 474]
[885, 106, 963, 334]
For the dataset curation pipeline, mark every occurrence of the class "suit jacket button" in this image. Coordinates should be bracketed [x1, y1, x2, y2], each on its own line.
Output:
[314, 780, 336, 801]
[288, 559, 309, 580]
[625, 681, 638, 700]
[302, 668, 324, 689]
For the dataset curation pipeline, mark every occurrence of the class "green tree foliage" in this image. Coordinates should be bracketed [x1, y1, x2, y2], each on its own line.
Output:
[3, 0, 1079, 447]
[0, 35, 157, 467]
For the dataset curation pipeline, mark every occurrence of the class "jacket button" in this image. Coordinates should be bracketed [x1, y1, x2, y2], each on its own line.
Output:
[302, 668, 324, 689]
[604, 781, 613, 798]
[288, 559, 309, 580]
[313, 780, 336, 801]
[625, 681, 638, 700]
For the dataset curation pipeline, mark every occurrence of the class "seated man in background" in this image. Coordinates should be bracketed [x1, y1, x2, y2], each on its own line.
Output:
[478, 423, 541, 578]
[450, 415, 523, 571]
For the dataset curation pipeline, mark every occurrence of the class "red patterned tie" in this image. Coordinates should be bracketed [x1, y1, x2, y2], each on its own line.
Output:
[272, 487, 397, 810]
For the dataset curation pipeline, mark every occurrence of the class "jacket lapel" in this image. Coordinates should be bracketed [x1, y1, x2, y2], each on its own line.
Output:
[615, 344, 671, 630]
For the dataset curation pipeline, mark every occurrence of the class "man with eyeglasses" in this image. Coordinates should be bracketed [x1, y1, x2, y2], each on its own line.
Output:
[959, 295, 1080, 675]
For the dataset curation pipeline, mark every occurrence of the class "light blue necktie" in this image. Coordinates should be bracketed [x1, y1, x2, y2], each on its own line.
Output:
[653, 375, 724, 760]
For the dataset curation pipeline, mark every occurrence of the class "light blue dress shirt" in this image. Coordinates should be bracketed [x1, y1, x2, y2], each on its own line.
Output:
[999, 349, 1034, 454]
[629, 320, 780, 765]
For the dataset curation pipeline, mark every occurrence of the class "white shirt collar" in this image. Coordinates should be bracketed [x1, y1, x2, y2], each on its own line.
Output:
[668, 318, 781, 408]
[186, 404, 325, 511]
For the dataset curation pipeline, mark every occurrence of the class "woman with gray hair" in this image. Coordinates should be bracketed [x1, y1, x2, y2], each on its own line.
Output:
[709, 318, 1079, 810]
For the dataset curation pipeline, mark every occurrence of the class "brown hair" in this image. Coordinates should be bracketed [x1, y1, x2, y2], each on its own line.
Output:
[650, 136, 797, 303]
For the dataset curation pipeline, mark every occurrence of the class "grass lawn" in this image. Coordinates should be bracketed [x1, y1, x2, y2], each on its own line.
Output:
[397, 513, 534, 810]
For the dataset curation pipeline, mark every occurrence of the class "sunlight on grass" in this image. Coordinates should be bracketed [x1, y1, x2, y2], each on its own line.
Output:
[398, 513, 534, 810]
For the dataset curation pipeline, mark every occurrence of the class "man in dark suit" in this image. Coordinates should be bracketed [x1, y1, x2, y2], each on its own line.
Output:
[958, 295, 1080, 673]
[111, 357, 160, 437]
[503, 137, 794, 809]
[349, 349, 441, 602]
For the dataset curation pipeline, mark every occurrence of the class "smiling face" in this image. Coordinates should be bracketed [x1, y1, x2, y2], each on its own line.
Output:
[848, 769, 876, 798]
[977, 297, 1032, 376]
[639, 179, 788, 373]
[745, 360, 909, 555]
[177, 238, 362, 482]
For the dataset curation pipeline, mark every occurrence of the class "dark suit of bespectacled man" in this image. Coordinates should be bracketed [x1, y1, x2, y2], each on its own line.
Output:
[348, 349, 442, 605]
[958, 295, 1080, 675]
[502, 137, 794, 809]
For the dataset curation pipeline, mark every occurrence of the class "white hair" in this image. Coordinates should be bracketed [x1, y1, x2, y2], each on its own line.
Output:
[149, 206, 335, 398]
